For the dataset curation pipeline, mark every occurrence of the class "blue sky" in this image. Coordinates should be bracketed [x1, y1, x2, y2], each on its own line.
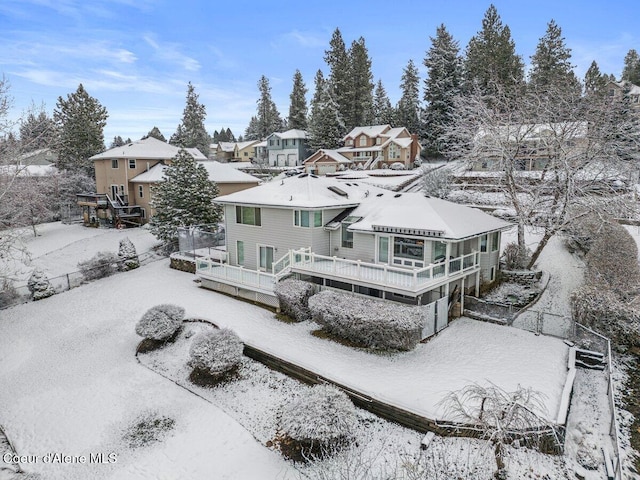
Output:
[1, 0, 639, 144]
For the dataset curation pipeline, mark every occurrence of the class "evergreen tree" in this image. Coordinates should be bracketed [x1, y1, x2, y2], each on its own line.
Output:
[528, 20, 581, 98]
[53, 84, 108, 175]
[324, 28, 350, 131]
[622, 49, 640, 85]
[255, 75, 284, 139]
[395, 59, 421, 134]
[288, 69, 308, 130]
[110, 136, 126, 148]
[143, 126, 167, 142]
[150, 149, 221, 245]
[345, 37, 374, 129]
[244, 116, 260, 140]
[584, 61, 608, 96]
[423, 24, 463, 157]
[19, 108, 55, 152]
[372, 80, 394, 125]
[226, 127, 236, 142]
[169, 82, 210, 157]
[308, 70, 344, 151]
[463, 4, 524, 100]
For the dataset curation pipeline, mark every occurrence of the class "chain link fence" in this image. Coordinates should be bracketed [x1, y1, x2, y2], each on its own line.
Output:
[177, 225, 225, 256]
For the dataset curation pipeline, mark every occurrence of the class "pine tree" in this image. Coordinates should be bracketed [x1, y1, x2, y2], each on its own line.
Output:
[244, 116, 260, 140]
[143, 126, 167, 142]
[395, 59, 421, 134]
[169, 82, 210, 157]
[423, 24, 463, 157]
[372, 80, 394, 125]
[622, 49, 640, 85]
[308, 70, 344, 151]
[225, 127, 236, 142]
[118, 236, 139, 271]
[255, 75, 284, 139]
[528, 20, 581, 97]
[27, 268, 55, 301]
[19, 108, 55, 152]
[150, 149, 221, 245]
[345, 37, 374, 130]
[53, 84, 108, 175]
[324, 28, 350, 131]
[288, 70, 308, 130]
[463, 4, 524, 100]
[584, 61, 608, 96]
[110, 136, 126, 148]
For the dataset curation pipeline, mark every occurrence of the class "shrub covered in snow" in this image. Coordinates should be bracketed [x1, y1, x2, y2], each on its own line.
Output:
[501, 242, 531, 271]
[571, 286, 639, 348]
[188, 328, 243, 378]
[118, 236, 139, 271]
[135, 304, 185, 341]
[308, 290, 423, 350]
[274, 279, 316, 322]
[27, 268, 55, 300]
[278, 384, 357, 460]
[78, 251, 119, 280]
[563, 212, 608, 255]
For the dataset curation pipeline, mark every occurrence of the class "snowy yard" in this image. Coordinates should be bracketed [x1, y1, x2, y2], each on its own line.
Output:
[0, 221, 627, 479]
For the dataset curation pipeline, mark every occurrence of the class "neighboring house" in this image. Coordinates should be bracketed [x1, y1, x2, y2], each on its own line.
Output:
[469, 122, 589, 172]
[215, 142, 238, 162]
[335, 125, 421, 170]
[303, 149, 352, 175]
[19, 148, 58, 166]
[212, 140, 261, 162]
[254, 140, 268, 164]
[607, 80, 640, 111]
[236, 140, 260, 161]
[266, 129, 310, 167]
[196, 174, 510, 338]
[77, 137, 259, 226]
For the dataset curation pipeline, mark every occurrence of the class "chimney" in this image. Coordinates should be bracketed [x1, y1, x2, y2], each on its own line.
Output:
[410, 134, 419, 163]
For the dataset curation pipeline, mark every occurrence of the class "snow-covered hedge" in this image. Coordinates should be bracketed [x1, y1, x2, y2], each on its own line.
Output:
[571, 286, 639, 347]
[118, 237, 140, 271]
[274, 279, 316, 322]
[188, 328, 243, 378]
[27, 268, 55, 301]
[135, 304, 185, 341]
[279, 384, 356, 459]
[308, 290, 423, 350]
[78, 251, 119, 280]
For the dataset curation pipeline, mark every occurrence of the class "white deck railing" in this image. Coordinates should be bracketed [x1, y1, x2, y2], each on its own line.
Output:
[196, 249, 479, 295]
[287, 249, 479, 293]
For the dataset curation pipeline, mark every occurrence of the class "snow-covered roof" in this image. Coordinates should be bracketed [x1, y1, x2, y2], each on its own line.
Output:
[346, 192, 512, 240]
[304, 149, 352, 165]
[215, 174, 385, 209]
[254, 141, 267, 148]
[337, 146, 383, 153]
[613, 80, 640, 95]
[90, 137, 207, 161]
[217, 142, 236, 153]
[267, 129, 308, 140]
[343, 125, 390, 140]
[476, 122, 588, 143]
[236, 140, 259, 151]
[131, 161, 260, 184]
[0, 163, 58, 177]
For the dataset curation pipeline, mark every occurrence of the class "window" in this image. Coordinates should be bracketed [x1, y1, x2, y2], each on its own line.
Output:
[346, 139, 353, 146]
[378, 236, 389, 263]
[269, 139, 274, 146]
[235, 206, 261, 226]
[341, 216, 360, 248]
[277, 139, 280, 146]
[237, 241, 244, 266]
[394, 236, 424, 261]
[292, 139, 296, 145]
[129, 159, 136, 169]
[244, 151, 248, 156]
[376, 137, 381, 145]
[140, 208, 146, 219]
[491, 232, 499, 251]
[433, 241, 446, 261]
[111, 159, 119, 169]
[138, 185, 144, 198]
[480, 234, 488, 252]
[294, 210, 322, 228]
[259, 245, 274, 271]
[388, 143, 400, 159]
[359, 135, 367, 147]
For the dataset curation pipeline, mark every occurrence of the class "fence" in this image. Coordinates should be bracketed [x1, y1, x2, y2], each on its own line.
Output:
[0, 249, 162, 310]
[511, 309, 575, 338]
[177, 226, 225, 254]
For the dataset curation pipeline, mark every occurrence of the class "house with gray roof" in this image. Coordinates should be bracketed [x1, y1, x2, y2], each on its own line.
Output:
[265, 129, 310, 167]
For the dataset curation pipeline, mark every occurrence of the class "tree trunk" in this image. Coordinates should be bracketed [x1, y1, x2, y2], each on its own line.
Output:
[527, 229, 554, 269]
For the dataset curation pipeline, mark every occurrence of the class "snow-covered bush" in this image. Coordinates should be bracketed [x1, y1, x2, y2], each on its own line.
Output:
[422, 166, 453, 199]
[118, 236, 139, 271]
[278, 384, 357, 460]
[188, 328, 243, 379]
[501, 242, 530, 271]
[135, 304, 185, 341]
[308, 290, 423, 350]
[77, 251, 119, 280]
[274, 279, 316, 322]
[571, 286, 639, 348]
[27, 268, 55, 300]
[563, 212, 608, 255]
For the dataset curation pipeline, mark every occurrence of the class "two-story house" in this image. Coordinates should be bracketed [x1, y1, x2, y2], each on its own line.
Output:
[77, 137, 260, 227]
[266, 129, 310, 167]
[607, 80, 640, 111]
[334, 125, 421, 170]
[196, 174, 510, 338]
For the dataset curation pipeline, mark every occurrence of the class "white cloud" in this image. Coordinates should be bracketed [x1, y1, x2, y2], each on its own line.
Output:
[142, 33, 201, 72]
